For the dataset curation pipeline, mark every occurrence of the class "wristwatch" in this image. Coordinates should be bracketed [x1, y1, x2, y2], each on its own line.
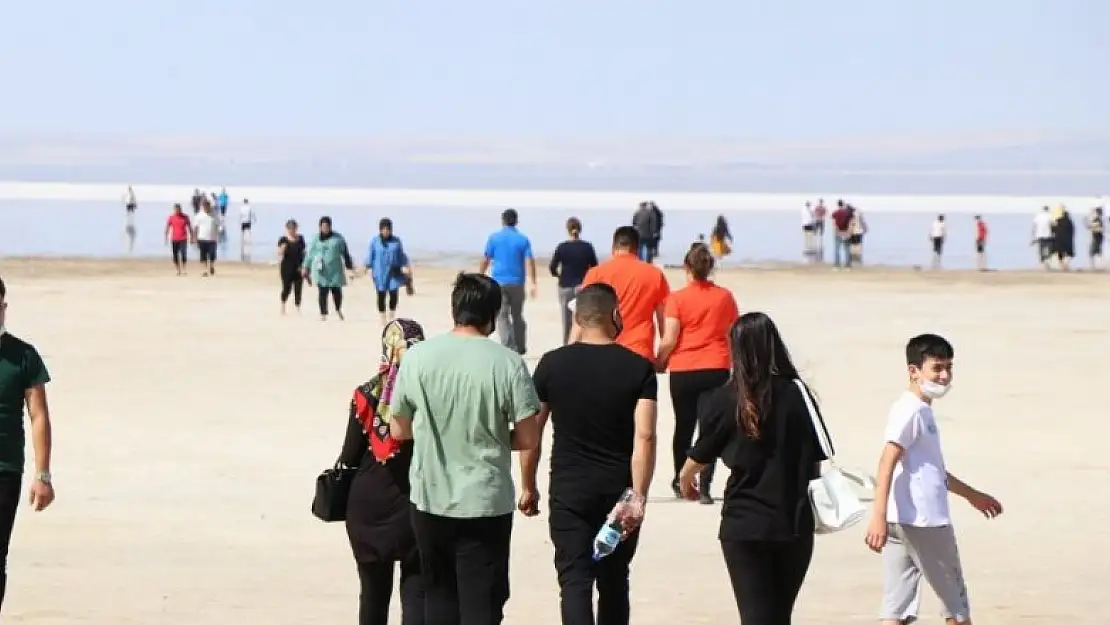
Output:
[35, 471, 51, 485]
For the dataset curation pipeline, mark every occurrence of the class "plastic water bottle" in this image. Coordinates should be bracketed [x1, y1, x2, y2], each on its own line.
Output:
[591, 489, 641, 561]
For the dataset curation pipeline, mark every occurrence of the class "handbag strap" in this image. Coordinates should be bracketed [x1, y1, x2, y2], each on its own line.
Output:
[793, 379, 835, 460]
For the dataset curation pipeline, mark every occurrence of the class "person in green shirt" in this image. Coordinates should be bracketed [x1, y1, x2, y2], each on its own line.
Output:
[301, 216, 355, 321]
[0, 277, 55, 612]
[390, 272, 541, 625]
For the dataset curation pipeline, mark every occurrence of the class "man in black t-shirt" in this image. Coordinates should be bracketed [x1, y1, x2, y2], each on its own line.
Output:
[518, 283, 657, 625]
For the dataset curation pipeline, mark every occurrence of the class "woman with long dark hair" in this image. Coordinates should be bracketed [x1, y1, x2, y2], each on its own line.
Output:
[339, 319, 427, 625]
[678, 312, 827, 625]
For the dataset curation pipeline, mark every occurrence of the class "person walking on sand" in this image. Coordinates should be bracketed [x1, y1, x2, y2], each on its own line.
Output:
[193, 201, 220, 277]
[165, 203, 193, 276]
[123, 185, 138, 254]
[365, 218, 413, 325]
[656, 243, 739, 505]
[929, 214, 946, 270]
[678, 312, 827, 625]
[974, 215, 989, 271]
[549, 217, 598, 345]
[302, 216, 355, 321]
[575, 226, 670, 362]
[866, 333, 1003, 625]
[0, 277, 56, 614]
[479, 209, 537, 355]
[631, 202, 660, 263]
[1053, 207, 1076, 272]
[277, 219, 306, 314]
[1031, 206, 1055, 269]
[239, 199, 255, 262]
[340, 318, 427, 625]
[388, 273, 542, 625]
[1085, 205, 1104, 271]
[518, 283, 657, 625]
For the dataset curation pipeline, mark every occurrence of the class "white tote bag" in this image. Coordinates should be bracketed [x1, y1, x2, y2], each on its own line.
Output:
[793, 379, 875, 534]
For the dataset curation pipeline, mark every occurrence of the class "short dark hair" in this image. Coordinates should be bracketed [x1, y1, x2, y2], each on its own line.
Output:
[905, 333, 954, 367]
[574, 283, 618, 327]
[566, 217, 582, 235]
[502, 209, 518, 227]
[451, 273, 502, 328]
[379, 217, 393, 230]
[612, 226, 640, 250]
[0, 276, 5, 300]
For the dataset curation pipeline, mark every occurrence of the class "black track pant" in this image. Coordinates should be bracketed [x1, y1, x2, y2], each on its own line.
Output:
[280, 272, 303, 306]
[357, 552, 425, 625]
[318, 286, 343, 315]
[721, 535, 814, 625]
[669, 368, 730, 491]
[377, 289, 399, 313]
[0, 473, 22, 612]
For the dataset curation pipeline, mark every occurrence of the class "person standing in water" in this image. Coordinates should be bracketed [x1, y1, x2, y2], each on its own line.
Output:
[549, 217, 598, 345]
[164, 203, 193, 276]
[0, 277, 56, 614]
[365, 218, 412, 325]
[812, 199, 828, 261]
[929, 214, 946, 270]
[193, 201, 220, 277]
[480, 208, 537, 355]
[974, 215, 989, 271]
[709, 215, 732, 259]
[239, 199, 255, 262]
[123, 185, 138, 254]
[191, 189, 203, 214]
[1086, 205, 1104, 270]
[302, 216, 355, 321]
[277, 219, 306, 314]
[1031, 206, 1055, 269]
[1053, 207, 1076, 272]
[631, 202, 660, 263]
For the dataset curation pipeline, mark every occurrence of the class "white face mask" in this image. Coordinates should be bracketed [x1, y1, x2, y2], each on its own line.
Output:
[920, 379, 951, 400]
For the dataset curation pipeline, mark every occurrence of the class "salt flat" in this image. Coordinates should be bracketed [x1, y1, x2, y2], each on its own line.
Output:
[0, 258, 1106, 624]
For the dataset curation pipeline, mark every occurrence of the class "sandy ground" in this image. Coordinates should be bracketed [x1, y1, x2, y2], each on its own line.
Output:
[0, 257, 1107, 624]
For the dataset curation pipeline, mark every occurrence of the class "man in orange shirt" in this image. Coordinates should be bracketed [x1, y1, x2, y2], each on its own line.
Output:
[574, 226, 670, 361]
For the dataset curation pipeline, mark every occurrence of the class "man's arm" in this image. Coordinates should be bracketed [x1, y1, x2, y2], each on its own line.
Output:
[527, 257, 537, 286]
[946, 471, 1003, 517]
[26, 385, 51, 478]
[390, 415, 413, 441]
[388, 359, 416, 441]
[518, 404, 550, 490]
[629, 398, 657, 499]
[510, 414, 540, 451]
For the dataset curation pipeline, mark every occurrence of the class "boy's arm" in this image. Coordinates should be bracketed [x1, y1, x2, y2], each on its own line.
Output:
[947, 471, 1004, 518]
[870, 442, 904, 520]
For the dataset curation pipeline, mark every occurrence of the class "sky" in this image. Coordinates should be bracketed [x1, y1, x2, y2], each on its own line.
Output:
[1, 0, 1108, 141]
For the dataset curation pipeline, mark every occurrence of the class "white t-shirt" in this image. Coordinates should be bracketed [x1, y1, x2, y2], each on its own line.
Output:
[801, 205, 814, 227]
[194, 212, 219, 241]
[1033, 211, 1054, 239]
[930, 220, 946, 239]
[240, 203, 254, 225]
[884, 391, 951, 527]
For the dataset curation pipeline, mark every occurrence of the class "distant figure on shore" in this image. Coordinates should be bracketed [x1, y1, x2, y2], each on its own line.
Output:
[1031, 206, 1055, 269]
[303, 216, 355, 321]
[929, 214, 946, 270]
[217, 188, 229, 217]
[365, 218, 412, 325]
[848, 205, 868, 264]
[974, 215, 989, 271]
[831, 200, 854, 268]
[239, 199, 255, 262]
[549, 217, 598, 344]
[164, 203, 193, 276]
[1053, 207, 1076, 272]
[277, 219, 306, 314]
[1086, 206, 1104, 270]
[709, 215, 732, 259]
[123, 185, 137, 254]
[812, 199, 827, 261]
[191, 189, 203, 215]
[480, 208, 537, 355]
[632, 202, 661, 263]
[194, 202, 221, 277]
[801, 201, 816, 260]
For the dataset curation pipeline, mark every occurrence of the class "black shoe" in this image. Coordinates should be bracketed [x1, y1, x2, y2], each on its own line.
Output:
[671, 478, 682, 499]
[699, 492, 714, 505]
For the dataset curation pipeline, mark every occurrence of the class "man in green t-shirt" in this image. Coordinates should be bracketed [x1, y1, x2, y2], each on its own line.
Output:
[391, 273, 541, 625]
[0, 277, 55, 612]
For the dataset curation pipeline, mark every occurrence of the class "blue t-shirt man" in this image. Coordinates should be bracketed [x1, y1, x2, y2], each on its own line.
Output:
[483, 210, 534, 287]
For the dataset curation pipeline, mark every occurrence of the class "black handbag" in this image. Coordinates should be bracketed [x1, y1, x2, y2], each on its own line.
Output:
[311, 461, 357, 522]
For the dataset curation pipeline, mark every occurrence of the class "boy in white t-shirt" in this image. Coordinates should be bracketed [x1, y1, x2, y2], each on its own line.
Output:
[866, 334, 1003, 625]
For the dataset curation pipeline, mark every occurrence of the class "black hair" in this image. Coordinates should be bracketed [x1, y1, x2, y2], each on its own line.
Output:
[612, 226, 640, 250]
[379, 217, 393, 230]
[319, 216, 332, 227]
[0, 276, 5, 300]
[574, 283, 618, 327]
[501, 209, 518, 227]
[566, 217, 582, 236]
[684, 243, 715, 280]
[285, 219, 298, 229]
[729, 312, 801, 440]
[451, 273, 502, 329]
[905, 333, 954, 367]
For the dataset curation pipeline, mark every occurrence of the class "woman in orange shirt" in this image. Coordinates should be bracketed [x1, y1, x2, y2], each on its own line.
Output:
[656, 243, 739, 504]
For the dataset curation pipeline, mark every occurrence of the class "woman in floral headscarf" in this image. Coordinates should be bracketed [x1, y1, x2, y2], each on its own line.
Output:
[339, 318, 426, 625]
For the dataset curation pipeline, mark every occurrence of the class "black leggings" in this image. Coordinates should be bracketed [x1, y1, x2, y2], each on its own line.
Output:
[280, 272, 303, 306]
[376, 289, 399, 313]
[357, 554, 425, 625]
[670, 369, 730, 491]
[318, 286, 343, 315]
[721, 535, 814, 625]
[0, 473, 21, 610]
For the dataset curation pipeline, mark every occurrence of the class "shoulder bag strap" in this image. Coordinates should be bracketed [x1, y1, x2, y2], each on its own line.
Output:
[793, 378, 835, 460]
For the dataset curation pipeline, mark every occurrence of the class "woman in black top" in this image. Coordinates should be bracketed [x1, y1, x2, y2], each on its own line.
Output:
[276, 219, 306, 313]
[549, 217, 598, 344]
[340, 319, 426, 625]
[679, 312, 827, 625]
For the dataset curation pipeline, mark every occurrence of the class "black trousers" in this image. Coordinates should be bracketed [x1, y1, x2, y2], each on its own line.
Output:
[669, 369, 730, 491]
[318, 286, 344, 315]
[0, 473, 22, 612]
[721, 535, 814, 625]
[549, 493, 640, 625]
[411, 510, 512, 625]
[377, 289, 400, 313]
[280, 271, 304, 306]
[171, 241, 188, 266]
[358, 552, 425, 625]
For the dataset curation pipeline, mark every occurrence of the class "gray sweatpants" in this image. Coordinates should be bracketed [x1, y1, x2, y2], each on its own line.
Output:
[881, 524, 970, 623]
[497, 283, 527, 355]
[557, 286, 576, 345]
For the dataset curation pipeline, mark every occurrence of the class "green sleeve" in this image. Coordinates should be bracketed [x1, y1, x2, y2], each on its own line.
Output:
[23, 345, 50, 388]
[391, 357, 417, 420]
[302, 237, 318, 271]
[507, 356, 540, 424]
